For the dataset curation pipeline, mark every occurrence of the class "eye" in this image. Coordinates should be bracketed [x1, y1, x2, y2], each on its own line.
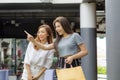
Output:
[42, 31, 45, 33]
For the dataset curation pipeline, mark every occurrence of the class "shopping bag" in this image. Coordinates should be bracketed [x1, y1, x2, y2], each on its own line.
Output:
[56, 66, 86, 80]
[44, 69, 54, 80]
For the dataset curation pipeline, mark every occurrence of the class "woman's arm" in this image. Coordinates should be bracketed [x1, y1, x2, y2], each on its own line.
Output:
[32, 40, 54, 50]
[25, 30, 54, 50]
[32, 67, 47, 80]
[65, 43, 88, 64]
[25, 64, 33, 80]
[72, 43, 88, 59]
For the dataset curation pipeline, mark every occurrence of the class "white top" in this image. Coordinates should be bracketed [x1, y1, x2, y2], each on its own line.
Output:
[21, 42, 54, 80]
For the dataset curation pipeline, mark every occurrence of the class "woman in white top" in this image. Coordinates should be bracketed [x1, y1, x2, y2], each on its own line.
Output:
[21, 24, 54, 80]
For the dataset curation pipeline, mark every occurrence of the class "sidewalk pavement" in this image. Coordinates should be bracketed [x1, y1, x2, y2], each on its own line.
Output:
[9, 75, 107, 80]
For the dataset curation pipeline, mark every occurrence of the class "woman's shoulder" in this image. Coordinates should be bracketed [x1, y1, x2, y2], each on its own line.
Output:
[27, 42, 35, 49]
[27, 42, 32, 46]
[72, 32, 80, 37]
[73, 32, 80, 35]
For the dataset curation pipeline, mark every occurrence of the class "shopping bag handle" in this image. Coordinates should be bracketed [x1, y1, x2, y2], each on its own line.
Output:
[64, 63, 73, 68]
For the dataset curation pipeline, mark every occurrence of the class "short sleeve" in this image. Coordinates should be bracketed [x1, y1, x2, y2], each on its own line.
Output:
[23, 42, 32, 65]
[74, 33, 84, 45]
[44, 50, 54, 69]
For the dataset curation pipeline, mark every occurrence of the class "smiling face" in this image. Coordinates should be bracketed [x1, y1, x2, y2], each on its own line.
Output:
[55, 22, 66, 36]
[37, 27, 48, 42]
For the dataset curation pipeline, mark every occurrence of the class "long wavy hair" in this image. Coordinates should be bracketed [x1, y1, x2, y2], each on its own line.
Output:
[53, 16, 73, 56]
[34, 24, 53, 50]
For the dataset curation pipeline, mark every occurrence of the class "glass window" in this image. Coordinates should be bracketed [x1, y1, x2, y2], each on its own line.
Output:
[0, 38, 28, 78]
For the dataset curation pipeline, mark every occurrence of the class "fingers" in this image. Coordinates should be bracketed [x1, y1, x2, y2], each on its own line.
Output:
[24, 30, 33, 39]
[65, 59, 71, 64]
[32, 76, 38, 80]
[32, 76, 35, 80]
[24, 31, 35, 43]
[65, 57, 73, 64]
[24, 30, 31, 35]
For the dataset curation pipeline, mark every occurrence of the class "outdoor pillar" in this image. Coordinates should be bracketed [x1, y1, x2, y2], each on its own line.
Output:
[106, 0, 120, 80]
[12, 39, 16, 74]
[0, 40, 2, 64]
[80, 3, 97, 80]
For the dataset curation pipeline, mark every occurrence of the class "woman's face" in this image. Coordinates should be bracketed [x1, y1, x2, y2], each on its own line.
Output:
[55, 22, 66, 35]
[37, 27, 48, 41]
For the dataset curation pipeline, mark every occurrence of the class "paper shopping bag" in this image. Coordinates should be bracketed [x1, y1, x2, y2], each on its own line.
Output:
[56, 66, 86, 80]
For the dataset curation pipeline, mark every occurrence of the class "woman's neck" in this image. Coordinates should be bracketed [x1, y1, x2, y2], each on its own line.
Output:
[40, 39, 47, 44]
[63, 32, 68, 38]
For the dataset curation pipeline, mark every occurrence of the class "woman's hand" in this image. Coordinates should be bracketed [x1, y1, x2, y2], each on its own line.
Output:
[65, 56, 74, 64]
[24, 30, 34, 42]
[32, 75, 39, 80]
[28, 73, 33, 80]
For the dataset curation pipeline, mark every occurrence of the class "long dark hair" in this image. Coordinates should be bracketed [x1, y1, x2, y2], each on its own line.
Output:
[53, 16, 73, 56]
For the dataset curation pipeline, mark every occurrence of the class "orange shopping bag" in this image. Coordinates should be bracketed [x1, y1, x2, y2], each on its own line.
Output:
[56, 66, 86, 80]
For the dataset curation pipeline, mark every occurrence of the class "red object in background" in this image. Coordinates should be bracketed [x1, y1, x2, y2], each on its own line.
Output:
[18, 50, 22, 58]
